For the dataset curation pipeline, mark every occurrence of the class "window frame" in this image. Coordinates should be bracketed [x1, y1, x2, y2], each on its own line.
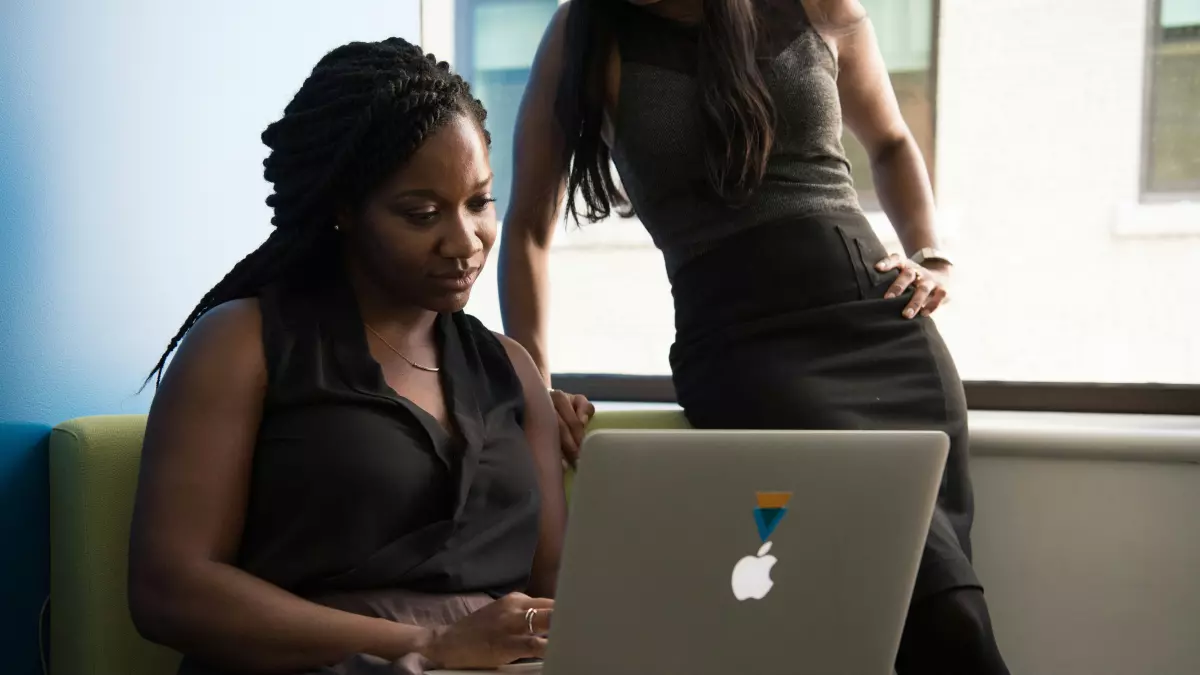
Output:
[551, 374, 1200, 416]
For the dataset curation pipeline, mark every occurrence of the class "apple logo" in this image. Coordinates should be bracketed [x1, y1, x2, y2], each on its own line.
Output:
[731, 541, 778, 601]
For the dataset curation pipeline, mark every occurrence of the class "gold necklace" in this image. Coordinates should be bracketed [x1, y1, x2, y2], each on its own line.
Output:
[364, 324, 440, 373]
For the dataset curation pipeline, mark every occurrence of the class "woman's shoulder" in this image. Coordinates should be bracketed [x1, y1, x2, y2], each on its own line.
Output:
[154, 298, 267, 400]
[186, 298, 264, 354]
[797, 0, 868, 35]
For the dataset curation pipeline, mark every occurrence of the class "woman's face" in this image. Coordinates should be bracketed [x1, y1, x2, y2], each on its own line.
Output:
[342, 112, 496, 314]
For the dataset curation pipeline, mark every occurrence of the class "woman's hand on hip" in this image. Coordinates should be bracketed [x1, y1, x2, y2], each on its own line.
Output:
[421, 593, 553, 669]
[549, 389, 595, 468]
[875, 254, 952, 318]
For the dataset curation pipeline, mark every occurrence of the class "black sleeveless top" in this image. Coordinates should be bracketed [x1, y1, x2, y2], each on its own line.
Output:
[235, 264, 541, 599]
[611, 2, 862, 279]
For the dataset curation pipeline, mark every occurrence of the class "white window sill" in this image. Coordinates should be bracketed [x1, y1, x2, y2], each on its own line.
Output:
[1113, 200, 1200, 238]
[589, 404, 1200, 464]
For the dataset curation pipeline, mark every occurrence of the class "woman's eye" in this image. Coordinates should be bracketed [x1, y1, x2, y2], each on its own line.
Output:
[407, 210, 438, 223]
[468, 197, 497, 213]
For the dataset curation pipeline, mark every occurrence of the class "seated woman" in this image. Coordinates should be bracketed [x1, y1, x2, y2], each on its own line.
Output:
[128, 38, 565, 675]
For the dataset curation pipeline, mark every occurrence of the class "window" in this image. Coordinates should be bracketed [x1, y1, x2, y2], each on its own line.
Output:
[453, 0, 560, 220]
[842, 0, 938, 210]
[438, 1, 1200, 391]
[1143, 0, 1200, 197]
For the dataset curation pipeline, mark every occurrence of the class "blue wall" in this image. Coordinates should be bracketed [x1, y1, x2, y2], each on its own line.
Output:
[0, 3, 421, 673]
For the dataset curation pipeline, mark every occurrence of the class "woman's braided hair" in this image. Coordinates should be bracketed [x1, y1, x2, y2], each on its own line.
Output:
[145, 38, 489, 387]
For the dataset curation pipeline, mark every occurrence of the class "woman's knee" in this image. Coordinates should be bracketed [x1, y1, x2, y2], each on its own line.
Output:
[898, 587, 1009, 674]
[921, 587, 994, 645]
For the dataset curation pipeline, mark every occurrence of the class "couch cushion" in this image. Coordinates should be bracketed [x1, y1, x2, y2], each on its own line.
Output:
[49, 414, 180, 675]
[566, 409, 691, 496]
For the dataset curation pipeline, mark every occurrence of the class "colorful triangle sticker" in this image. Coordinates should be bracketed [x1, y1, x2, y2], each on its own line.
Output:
[754, 507, 787, 542]
[756, 491, 793, 509]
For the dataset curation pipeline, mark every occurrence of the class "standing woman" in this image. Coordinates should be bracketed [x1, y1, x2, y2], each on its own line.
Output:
[499, 1, 1010, 673]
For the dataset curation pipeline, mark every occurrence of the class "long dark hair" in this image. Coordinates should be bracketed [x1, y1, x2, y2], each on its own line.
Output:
[144, 38, 488, 387]
[555, 0, 776, 223]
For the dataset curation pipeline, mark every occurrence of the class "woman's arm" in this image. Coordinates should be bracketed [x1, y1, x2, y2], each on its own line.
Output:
[497, 3, 572, 385]
[496, 334, 568, 599]
[129, 300, 434, 673]
[807, 0, 943, 259]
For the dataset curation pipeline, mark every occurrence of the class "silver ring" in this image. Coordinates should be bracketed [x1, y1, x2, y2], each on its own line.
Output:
[525, 608, 538, 635]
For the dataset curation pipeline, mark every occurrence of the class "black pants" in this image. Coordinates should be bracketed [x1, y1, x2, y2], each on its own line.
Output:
[895, 587, 1010, 675]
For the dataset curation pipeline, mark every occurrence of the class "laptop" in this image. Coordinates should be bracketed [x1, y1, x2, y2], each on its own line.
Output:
[431, 428, 948, 675]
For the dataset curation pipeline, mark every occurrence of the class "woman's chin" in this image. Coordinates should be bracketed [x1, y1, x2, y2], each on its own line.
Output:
[424, 288, 473, 314]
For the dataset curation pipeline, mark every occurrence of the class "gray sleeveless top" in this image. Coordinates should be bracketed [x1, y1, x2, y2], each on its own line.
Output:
[611, 3, 862, 278]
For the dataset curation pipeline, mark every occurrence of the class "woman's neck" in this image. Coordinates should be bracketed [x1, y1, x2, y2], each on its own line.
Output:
[344, 261, 437, 346]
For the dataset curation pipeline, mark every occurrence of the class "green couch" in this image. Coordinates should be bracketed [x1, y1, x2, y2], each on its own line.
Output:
[48, 409, 689, 675]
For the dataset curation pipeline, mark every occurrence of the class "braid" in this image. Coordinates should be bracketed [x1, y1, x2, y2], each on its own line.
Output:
[144, 37, 489, 388]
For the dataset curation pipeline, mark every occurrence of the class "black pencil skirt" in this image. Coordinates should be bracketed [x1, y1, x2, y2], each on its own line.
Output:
[668, 211, 980, 602]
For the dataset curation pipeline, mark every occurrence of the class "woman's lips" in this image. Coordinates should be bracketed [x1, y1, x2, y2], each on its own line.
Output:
[428, 267, 479, 291]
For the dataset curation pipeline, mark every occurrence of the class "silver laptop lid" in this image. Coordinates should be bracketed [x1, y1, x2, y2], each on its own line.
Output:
[544, 429, 948, 675]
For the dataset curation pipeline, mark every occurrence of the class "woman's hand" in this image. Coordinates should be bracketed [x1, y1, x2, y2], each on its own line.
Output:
[548, 389, 595, 468]
[421, 593, 554, 669]
[875, 254, 952, 318]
